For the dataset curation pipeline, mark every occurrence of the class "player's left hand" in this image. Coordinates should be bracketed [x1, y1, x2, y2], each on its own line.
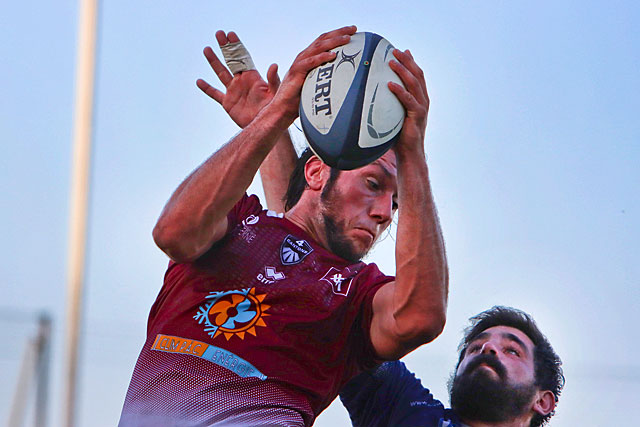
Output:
[196, 31, 281, 128]
[387, 49, 430, 155]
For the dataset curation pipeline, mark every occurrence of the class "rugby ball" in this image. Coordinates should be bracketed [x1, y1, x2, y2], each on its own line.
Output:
[299, 32, 405, 170]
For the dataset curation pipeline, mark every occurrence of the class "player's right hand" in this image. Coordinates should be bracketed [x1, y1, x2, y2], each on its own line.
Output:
[269, 26, 357, 124]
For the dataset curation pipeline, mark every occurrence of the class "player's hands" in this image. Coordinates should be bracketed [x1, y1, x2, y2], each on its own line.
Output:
[268, 25, 357, 124]
[387, 49, 430, 155]
[197, 31, 280, 128]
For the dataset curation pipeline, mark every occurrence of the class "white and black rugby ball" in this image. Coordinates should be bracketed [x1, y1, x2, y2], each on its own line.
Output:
[299, 32, 405, 170]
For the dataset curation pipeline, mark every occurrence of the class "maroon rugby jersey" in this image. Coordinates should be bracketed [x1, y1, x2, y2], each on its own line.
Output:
[119, 195, 394, 426]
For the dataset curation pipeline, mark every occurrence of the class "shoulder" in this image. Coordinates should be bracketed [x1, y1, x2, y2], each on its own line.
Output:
[341, 361, 447, 427]
[223, 193, 267, 233]
[353, 262, 394, 287]
[346, 262, 394, 311]
[230, 194, 263, 220]
[343, 360, 430, 398]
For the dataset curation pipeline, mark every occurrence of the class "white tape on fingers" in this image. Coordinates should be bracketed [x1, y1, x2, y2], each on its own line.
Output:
[220, 41, 256, 74]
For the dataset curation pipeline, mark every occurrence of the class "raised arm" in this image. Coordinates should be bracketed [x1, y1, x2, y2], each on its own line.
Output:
[369, 49, 449, 359]
[152, 27, 357, 262]
[196, 31, 298, 212]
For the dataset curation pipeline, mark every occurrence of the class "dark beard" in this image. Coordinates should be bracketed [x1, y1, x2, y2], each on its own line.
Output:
[322, 213, 364, 263]
[320, 176, 367, 263]
[449, 354, 537, 423]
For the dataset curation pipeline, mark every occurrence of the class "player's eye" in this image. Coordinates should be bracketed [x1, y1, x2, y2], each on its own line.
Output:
[506, 347, 520, 357]
[468, 344, 481, 353]
[366, 178, 380, 190]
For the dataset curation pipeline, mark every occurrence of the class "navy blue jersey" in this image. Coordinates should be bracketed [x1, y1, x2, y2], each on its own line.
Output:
[339, 361, 461, 427]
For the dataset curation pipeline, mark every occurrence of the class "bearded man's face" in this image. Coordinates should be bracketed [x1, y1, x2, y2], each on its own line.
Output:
[449, 326, 539, 423]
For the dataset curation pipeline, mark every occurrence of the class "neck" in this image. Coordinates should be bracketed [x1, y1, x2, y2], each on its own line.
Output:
[284, 203, 329, 250]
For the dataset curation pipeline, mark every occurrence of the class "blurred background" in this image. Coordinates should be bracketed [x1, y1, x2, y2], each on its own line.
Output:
[1, 1, 638, 425]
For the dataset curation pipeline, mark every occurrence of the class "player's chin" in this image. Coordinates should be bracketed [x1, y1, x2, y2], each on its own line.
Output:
[336, 238, 367, 263]
[333, 243, 366, 264]
[351, 229, 375, 250]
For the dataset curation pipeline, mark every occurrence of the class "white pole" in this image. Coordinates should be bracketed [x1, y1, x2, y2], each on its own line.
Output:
[63, 0, 98, 425]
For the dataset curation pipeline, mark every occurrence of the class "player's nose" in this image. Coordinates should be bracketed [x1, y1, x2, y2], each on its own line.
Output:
[370, 193, 393, 224]
[480, 341, 498, 355]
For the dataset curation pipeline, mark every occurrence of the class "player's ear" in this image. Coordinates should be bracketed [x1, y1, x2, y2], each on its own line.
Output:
[532, 390, 555, 417]
[304, 155, 328, 191]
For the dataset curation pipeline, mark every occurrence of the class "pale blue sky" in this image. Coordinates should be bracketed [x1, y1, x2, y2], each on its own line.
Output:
[1, 1, 638, 425]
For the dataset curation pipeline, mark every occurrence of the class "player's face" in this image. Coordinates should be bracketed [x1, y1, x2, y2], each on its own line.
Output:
[450, 326, 538, 422]
[320, 150, 398, 262]
[457, 326, 537, 384]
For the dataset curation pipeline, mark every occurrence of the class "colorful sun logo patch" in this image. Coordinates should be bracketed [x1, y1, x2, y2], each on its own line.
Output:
[194, 288, 270, 340]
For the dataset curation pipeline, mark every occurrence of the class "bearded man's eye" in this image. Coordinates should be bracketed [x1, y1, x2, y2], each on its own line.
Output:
[506, 348, 520, 357]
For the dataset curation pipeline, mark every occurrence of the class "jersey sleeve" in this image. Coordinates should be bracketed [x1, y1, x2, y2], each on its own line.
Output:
[346, 263, 394, 372]
[339, 361, 446, 427]
[149, 194, 263, 331]
[225, 193, 263, 232]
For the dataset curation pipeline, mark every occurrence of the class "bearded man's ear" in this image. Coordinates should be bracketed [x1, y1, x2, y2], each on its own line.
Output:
[532, 390, 556, 416]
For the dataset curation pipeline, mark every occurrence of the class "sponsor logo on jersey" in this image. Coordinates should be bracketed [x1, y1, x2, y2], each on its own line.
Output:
[320, 267, 353, 296]
[410, 400, 443, 407]
[239, 225, 256, 243]
[242, 214, 259, 226]
[152, 334, 207, 357]
[280, 235, 313, 265]
[256, 266, 285, 285]
[194, 288, 270, 340]
[238, 215, 259, 243]
[151, 334, 266, 380]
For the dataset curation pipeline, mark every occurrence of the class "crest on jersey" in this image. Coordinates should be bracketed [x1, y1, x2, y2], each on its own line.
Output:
[280, 234, 313, 265]
[194, 288, 270, 340]
[320, 267, 353, 296]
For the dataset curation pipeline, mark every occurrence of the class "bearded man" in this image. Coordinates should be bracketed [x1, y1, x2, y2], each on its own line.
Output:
[340, 306, 564, 427]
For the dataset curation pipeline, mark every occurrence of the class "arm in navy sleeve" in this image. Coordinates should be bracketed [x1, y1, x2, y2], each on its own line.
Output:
[339, 361, 447, 427]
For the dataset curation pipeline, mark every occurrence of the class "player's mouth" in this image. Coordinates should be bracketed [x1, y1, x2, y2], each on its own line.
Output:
[465, 356, 506, 380]
[354, 227, 376, 244]
[476, 363, 498, 374]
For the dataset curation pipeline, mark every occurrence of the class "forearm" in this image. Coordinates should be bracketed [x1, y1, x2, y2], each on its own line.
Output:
[153, 104, 290, 262]
[259, 129, 297, 212]
[196, 27, 354, 217]
[371, 148, 448, 358]
[392, 149, 448, 343]
[367, 45, 445, 358]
